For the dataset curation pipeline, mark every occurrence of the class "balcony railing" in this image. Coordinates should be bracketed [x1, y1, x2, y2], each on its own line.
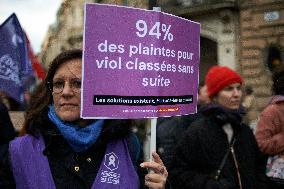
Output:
[157, 0, 238, 16]
[158, 0, 237, 7]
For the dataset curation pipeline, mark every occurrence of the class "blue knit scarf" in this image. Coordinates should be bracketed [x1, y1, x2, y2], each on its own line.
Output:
[48, 104, 104, 153]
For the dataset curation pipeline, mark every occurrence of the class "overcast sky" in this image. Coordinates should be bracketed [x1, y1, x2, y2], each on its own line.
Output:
[0, 0, 62, 53]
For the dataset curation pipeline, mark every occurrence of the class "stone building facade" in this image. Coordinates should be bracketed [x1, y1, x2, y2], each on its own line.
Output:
[39, 0, 147, 69]
[238, 0, 284, 109]
[161, 0, 240, 84]
[40, 0, 237, 83]
[40, 0, 86, 68]
[159, 0, 284, 110]
[39, 0, 284, 110]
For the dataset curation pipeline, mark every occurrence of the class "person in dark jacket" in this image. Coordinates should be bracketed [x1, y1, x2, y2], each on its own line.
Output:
[0, 49, 168, 189]
[0, 99, 16, 145]
[156, 80, 210, 170]
[156, 82, 209, 168]
[0, 99, 17, 187]
[168, 66, 267, 189]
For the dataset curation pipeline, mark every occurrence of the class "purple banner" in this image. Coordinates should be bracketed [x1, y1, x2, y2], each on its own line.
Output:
[82, 3, 200, 119]
[0, 13, 34, 104]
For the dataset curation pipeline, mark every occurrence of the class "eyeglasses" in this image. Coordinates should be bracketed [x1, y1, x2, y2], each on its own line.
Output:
[49, 79, 81, 94]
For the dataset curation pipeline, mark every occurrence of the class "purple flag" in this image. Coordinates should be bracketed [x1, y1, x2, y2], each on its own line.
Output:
[0, 13, 34, 103]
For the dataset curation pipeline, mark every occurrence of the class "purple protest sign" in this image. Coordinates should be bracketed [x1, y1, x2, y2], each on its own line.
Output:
[81, 3, 200, 119]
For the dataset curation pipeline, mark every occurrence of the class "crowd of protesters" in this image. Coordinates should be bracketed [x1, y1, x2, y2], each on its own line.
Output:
[0, 48, 283, 189]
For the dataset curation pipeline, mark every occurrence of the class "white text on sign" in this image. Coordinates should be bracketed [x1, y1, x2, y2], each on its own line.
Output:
[135, 20, 174, 42]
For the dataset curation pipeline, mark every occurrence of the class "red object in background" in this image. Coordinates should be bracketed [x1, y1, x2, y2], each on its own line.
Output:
[25, 33, 46, 80]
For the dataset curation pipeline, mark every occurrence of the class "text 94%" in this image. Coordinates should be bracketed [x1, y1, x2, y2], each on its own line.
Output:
[135, 20, 174, 42]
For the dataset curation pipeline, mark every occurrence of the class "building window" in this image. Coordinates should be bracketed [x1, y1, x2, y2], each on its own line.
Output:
[266, 46, 283, 72]
[199, 37, 217, 82]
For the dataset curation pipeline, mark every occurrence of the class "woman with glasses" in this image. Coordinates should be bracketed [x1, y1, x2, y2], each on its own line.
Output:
[0, 49, 168, 189]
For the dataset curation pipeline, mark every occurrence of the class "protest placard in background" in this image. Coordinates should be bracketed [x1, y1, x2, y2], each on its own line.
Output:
[82, 3, 200, 119]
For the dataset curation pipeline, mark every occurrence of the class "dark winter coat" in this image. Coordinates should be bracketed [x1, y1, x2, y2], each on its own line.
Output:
[168, 104, 268, 189]
[0, 110, 146, 189]
[157, 114, 200, 168]
[0, 102, 16, 144]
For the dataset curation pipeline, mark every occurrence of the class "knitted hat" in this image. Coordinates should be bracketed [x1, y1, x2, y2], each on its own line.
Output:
[205, 66, 243, 98]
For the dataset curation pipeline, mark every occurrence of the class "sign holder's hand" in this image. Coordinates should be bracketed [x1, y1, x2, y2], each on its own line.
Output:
[141, 151, 168, 189]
